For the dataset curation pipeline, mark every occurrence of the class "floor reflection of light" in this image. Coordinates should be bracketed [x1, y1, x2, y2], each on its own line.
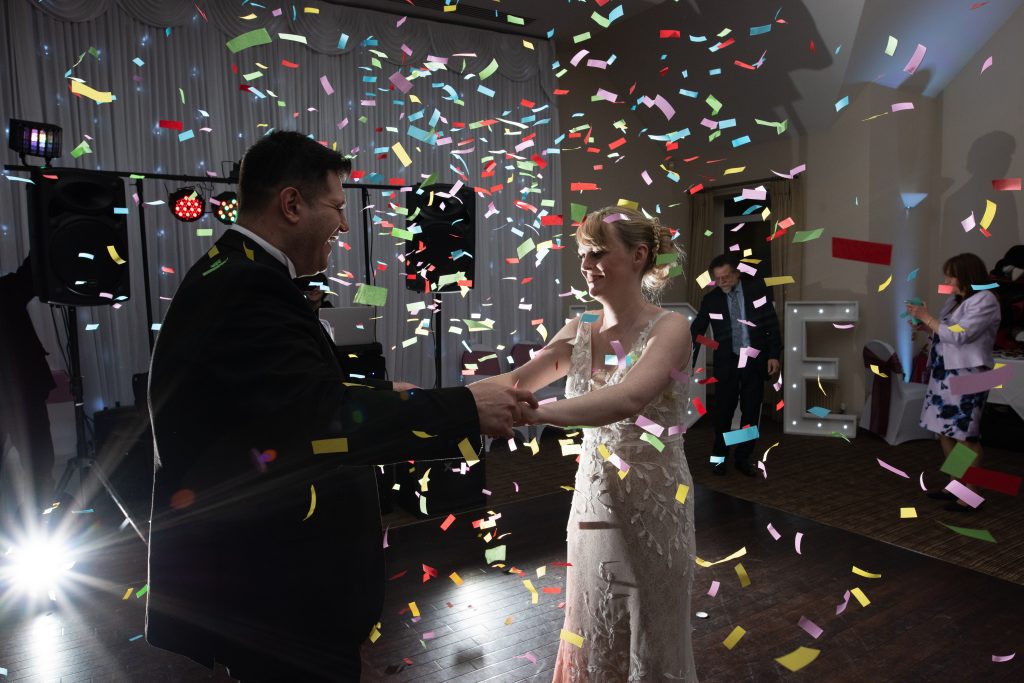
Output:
[30, 613, 66, 679]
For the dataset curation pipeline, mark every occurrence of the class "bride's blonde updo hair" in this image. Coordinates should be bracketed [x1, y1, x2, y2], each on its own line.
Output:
[576, 206, 685, 302]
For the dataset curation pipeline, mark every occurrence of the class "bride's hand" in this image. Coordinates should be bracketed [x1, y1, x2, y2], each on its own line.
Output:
[392, 381, 419, 391]
[515, 402, 542, 426]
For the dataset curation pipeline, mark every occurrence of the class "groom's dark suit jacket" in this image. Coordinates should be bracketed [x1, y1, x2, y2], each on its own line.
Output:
[146, 228, 480, 669]
[690, 276, 782, 372]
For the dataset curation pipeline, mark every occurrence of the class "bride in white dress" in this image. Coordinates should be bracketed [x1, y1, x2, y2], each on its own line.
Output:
[483, 206, 698, 681]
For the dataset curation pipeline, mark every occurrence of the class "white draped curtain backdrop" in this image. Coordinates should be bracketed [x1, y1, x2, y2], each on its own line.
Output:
[0, 0, 563, 414]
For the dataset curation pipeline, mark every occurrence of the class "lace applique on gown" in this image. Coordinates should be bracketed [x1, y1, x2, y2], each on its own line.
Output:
[552, 312, 698, 682]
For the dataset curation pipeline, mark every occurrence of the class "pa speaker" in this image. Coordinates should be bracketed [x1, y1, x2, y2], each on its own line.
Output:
[405, 183, 475, 293]
[28, 169, 130, 306]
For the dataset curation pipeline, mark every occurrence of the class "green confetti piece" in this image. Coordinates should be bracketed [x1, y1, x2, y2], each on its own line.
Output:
[706, 94, 722, 116]
[484, 544, 507, 564]
[70, 140, 92, 158]
[656, 253, 677, 266]
[195, 228, 213, 237]
[591, 10, 611, 28]
[517, 238, 537, 259]
[202, 258, 227, 276]
[439, 272, 467, 289]
[940, 442, 977, 478]
[830, 431, 851, 443]
[667, 265, 684, 279]
[420, 172, 438, 188]
[885, 35, 898, 56]
[135, 584, 149, 598]
[640, 432, 665, 452]
[391, 227, 414, 240]
[570, 202, 587, 222]
[179, 88, 185, 104]
[793, 228, 824, 243]
[226, 28, 273, 54]
[941, 524, 995, 543]
[464, 319, 495, 332]
[478, 58, 499, 81]
[353, 283, 388, 307]
[573, 32, 592, 44]
[507, 15, 525, 26]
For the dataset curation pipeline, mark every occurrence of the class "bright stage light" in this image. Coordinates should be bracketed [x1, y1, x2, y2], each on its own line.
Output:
[2, 537, 76, 597]
[211, 191, 238, 225]
[169, 187, 204, 222]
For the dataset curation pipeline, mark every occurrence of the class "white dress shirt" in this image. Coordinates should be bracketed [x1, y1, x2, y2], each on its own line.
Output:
[228, 224, 298, 279]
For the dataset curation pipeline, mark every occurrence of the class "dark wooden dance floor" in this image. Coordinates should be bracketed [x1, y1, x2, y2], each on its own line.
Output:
[1, 483, 1021, 682]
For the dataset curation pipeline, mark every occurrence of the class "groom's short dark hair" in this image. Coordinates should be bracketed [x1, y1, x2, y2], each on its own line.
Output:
[238, 131, 352, 213]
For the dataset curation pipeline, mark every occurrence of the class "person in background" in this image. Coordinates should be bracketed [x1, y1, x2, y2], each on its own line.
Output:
[146, 130, 534, 682]
[0, 254, 57, 528]
[295, 274, 334, 341]
[907, 253, 1000, 513]
[689, 253, 781, 477]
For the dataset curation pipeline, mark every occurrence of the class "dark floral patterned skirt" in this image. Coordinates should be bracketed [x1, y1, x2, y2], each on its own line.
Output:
[919, 337, 989, 441]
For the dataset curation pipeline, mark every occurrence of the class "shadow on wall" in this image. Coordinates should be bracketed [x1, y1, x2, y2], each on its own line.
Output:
[941, 131, 1018, 248]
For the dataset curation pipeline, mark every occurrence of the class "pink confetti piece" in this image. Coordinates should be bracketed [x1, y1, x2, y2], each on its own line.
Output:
[737, 262, 758, 276]
[961, 211, 976, 231]
[513, 481, 520, 493]
[422, 631, 436, 640]
[603, 212, 628, 223]
[670, 368, 690, 384]
[319, 75, 335, 95]
[777, 216, 795, 230]
[708, 580, 721, 597]
[752, 295, 767, 309]
[383, 524, 390, 549]
[595, 87, 617, 102]
[700, 117, 718, 129]
[635, 415, 665, 437]
[798, 616, 824, 639]
[515, 652, 538, 665]
[610, 340, 627, 368]
[650, 94, 675, 120]
[891, 102, 915, 112]
[919, 472, 928, 491]
[981, 56, 993, 73]
[876, 458, 910, 478]
[586, 59, 608, 69]
[757, 460, 767, 478]
[482, 488, 492, 496]
[401, 43, 413, 57]
[767, 523, 781, 541]
[730, 222, 745, 232]
[667, 424, 686, 437]
[396, 15, 407, 27]
[570, 49, 590, 66]
[742, 186, 767, 200]
[832, 323, 854, 329]
[336, 118, 348, 130]
[641, 170, 653, 185]
[945, 480, 985, 508]
[992, 653, 1015, 663]
[836, 589, 851, 615]
[795, 532, 804, 555]
[903, 43, 927, 74]
[389, 71, 414, 94]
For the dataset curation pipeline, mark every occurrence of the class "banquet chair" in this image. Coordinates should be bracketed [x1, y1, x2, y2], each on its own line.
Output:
[858, 339, 933, 445]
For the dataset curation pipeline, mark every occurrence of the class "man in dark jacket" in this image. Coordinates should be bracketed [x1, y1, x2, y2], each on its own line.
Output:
[690, 253, 781, 477]
[146, 131, 533, 681]
[0, 254, 57, 523]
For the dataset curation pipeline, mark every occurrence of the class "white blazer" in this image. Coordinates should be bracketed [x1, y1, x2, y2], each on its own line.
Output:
[935, 290, 1001, 370]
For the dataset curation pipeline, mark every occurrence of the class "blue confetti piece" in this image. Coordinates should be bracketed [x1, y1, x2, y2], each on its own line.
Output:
[679, 89, 699, 98]
[132, 57, 145, 67]
[579, 312, 600, 324]
[113, 207, 129, 215]
[807, 406, 831, 418]
[750, 24, 772, 36]
[178, 129, 194, 142]
[731, 135, 751, 148]
[477, 84, 495, 98]
[719, 118, 737, 129]
[709, 68, 722, 76]
[907, 268, 919, 281]
[337, 33, 349, 49]
[971, 282, 1000, 290]
[129, 634, 144, 642]
[709, 455, 726, 464]
[835, 95, 849, 112]
[723, 426, 759, 446]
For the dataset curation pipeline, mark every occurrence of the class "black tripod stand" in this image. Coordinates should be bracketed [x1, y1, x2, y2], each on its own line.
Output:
[52, 304, 147, 545]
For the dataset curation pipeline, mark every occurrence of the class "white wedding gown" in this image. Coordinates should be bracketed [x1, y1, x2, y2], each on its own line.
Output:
[552, 311, 699, 682]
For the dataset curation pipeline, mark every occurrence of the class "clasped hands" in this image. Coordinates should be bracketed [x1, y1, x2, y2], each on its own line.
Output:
[467, 382, 540, 439]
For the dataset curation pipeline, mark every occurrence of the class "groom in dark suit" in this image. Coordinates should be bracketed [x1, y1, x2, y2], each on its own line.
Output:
[690, 253, 781, 477]
[147, 131, 534, 681]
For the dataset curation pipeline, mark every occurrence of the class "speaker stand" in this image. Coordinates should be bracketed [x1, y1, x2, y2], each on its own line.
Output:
[52, 305, 147, 546]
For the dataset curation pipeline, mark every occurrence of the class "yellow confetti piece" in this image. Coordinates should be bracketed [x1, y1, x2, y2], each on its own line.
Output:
[947, 324, 966, 333]
[522, 39, 535, 50]
[302, 484, 316, 521]
[763, 275, 796, 287]
[369, 623, 382, 643]
[122, 588, 133, 600]
[537, 323, 548, 342]
[303, 6, 320, 13]
[107, 245, 126, 265]
[560, 629, 585, 648]
[459, 437, 479, 465]
[696, 270, 713, 289]
[775, 646, 820, 672]
[536, 566, 547, 578]
[523, 579, 539, 604]
[850, 587, 871, 607]
[598, 444, 612, 460]
[207, 245, 219, 258]
[311, 437, 348, 454]
[877, 274, 892, 292]
[243, 242, 255, 261]
[869, 364, 888, 378]
[722, 625, 746, 650]
[735, 562, 751, 588]
[527, 438, 540, 455]
[980, 199, 996, 229]
[617, 198, 639, 210]
[505, 616, 514, 625]
[900, 507, 918, 518]
[724, 166, 746, 175]
[70, 79, 114, 103]
[409, 601, 420, 617]
[449, 571, 463, 586]
[696, 546, 747, 567]
[392, 141, 412, 167]
[760, 207, 772, 221]
[418, 468, 431, 492]
[817, 374, 826, 395]
[675, 483, 690, 504]
[852, 566, 882, 579]
[412, 430, 435, 438]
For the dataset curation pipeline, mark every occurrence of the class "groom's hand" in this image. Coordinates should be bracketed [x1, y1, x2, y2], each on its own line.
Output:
[468, 383, 537, 438]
